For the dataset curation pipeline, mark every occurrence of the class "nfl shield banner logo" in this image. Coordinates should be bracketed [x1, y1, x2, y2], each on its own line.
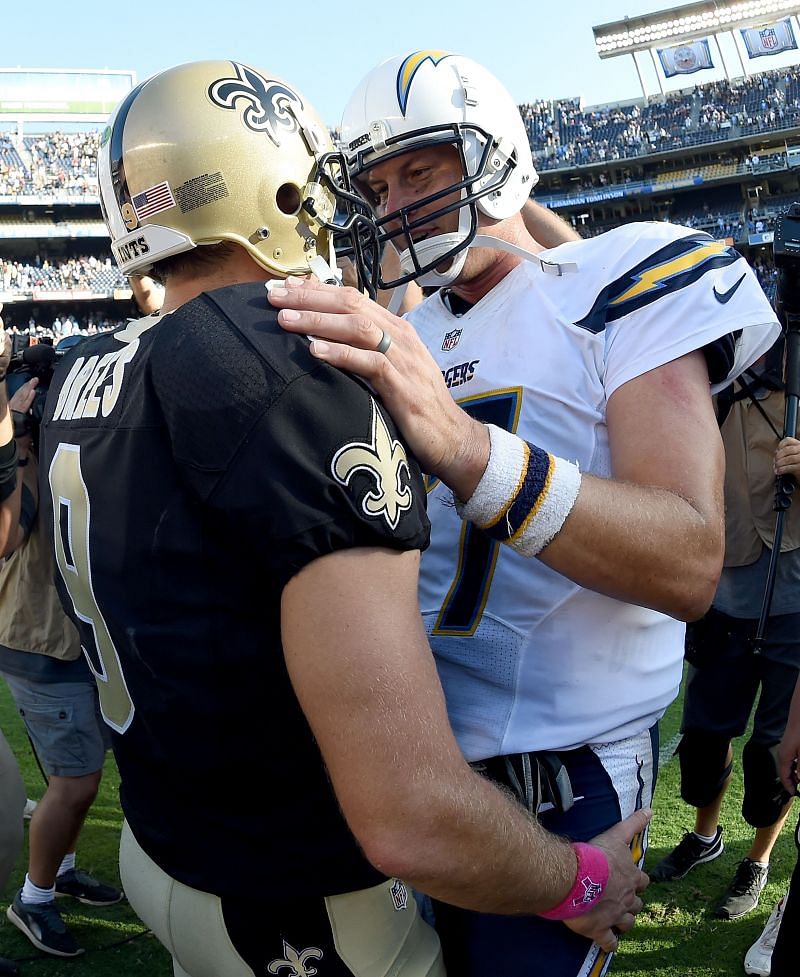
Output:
[390, 879, 409, 911]
[442, 328, 462, 352]
[760, 28, 778, 49]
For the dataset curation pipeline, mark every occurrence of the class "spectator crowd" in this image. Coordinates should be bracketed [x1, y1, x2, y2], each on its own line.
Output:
[0, 63, 796, 339]
[2, 64, 800, 199]
[0, 254, 125, 293]
[520, 65, 800, 171]
[0, 132, 100, 198]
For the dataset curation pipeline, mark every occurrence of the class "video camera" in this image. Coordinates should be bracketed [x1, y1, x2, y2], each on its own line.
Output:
[773, 202, 800, 318]
[752, 201, 800, 652]
[6, 335, 85, 447]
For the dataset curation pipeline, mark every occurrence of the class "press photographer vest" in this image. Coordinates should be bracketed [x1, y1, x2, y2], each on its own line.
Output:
[722, 385, 800, 566]
[0, 508, 80, 660]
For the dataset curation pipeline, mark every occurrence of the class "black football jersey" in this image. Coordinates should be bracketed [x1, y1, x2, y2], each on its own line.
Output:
[39, 281, 430, 901]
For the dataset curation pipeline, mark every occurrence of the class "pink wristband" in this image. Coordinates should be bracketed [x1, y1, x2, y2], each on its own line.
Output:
[538, 842, 610, 921]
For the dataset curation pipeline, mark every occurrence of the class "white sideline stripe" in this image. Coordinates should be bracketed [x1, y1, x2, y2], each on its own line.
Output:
[659, 732, 682, 768]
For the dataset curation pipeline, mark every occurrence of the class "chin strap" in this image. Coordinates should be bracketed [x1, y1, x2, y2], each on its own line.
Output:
[399, 232, 579, 291]
[387, 283, 408, 315]
[308, 255, 342, 285]
[469, 234, 579, 275]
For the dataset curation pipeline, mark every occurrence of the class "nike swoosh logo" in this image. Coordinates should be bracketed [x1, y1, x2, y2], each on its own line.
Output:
[713, 273, 746, 304]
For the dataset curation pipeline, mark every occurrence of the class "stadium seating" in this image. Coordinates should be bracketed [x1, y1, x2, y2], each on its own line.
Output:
[1, 60, 795, 336]
[523, 64, 800, 171]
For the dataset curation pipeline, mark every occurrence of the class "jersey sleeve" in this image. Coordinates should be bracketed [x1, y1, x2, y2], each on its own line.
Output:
[593, 228, 781, 398]
[149, 288, 429, 588]
[211, 368, 430, 586]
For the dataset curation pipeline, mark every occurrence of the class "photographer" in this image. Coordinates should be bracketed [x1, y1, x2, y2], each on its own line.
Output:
[649, 342, 799, 923]
[0, 729, 25, 977]
[0, 308, 26, 977]
[741, 204, 800, 977]
[0, 334, 122, 959]
[766, 604, 800, 977]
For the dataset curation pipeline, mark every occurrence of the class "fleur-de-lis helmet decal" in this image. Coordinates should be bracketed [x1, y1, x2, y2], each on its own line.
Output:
[208, 63, 303, 147]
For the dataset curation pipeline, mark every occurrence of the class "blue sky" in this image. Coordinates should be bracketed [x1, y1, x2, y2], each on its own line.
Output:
[8, 0, 800, 125]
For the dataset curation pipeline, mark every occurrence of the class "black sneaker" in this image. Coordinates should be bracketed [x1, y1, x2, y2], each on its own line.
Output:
[649, 827, 724, 882]
[55, 868, 123, 906]
[6, 891, 84, 958]
[714, 858, 769, 919]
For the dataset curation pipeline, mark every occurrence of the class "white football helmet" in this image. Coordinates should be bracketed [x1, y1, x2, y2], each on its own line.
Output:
[98, 60, 372, 280]
[340, 51, 539, 288]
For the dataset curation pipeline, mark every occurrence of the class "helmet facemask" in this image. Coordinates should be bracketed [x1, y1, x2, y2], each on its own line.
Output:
[347, 122, 520, 290]
[314, 150, 383, 298]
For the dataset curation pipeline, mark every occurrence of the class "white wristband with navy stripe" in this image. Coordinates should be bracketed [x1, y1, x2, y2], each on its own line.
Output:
[456, 424, 581, 557]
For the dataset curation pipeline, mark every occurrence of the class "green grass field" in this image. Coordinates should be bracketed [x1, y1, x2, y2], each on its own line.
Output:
[1, 674, 797, 976]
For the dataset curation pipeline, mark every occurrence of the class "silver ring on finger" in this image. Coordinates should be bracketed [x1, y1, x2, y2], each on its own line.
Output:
[375, 329, 392, 355]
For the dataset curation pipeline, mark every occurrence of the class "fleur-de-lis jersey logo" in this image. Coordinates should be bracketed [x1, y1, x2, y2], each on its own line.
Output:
[267, 940, 323, 976]
[332, 399, 413, 530]
[208, 62, 303, 146]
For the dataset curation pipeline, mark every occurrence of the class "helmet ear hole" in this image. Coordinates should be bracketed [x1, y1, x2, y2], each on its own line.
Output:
[276, 183, 302, 216]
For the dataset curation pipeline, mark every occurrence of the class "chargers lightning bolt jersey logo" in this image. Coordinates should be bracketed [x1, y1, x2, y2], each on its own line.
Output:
[576, 234, 741, 333]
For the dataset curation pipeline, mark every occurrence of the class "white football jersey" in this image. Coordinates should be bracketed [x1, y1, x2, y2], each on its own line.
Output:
[408, 222, 780, 761]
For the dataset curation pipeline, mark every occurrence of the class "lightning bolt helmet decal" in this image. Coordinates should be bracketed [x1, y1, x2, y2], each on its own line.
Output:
[396, 50, 453, 114]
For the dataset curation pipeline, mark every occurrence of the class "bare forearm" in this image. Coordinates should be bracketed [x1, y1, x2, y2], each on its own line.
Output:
[445, 353, 724, 620]
[439, 423, 721, 619]
[286, 547, 647, 940]
[539, 473, 723, 620]
[367, 768, 576, 914]
[433, 411, 490, 501]
[284, 547, 574, 915]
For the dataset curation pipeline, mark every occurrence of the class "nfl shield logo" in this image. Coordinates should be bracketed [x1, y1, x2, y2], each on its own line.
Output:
[442, 328, 462, 352]
[390, 879, 409, 911]
[760, 28, 778, 49]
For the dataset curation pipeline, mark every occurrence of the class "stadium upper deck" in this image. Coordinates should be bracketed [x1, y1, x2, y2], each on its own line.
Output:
[0, 64, 797, 201]
[0, 59, 794, 331]
[523, 65, 800, 172]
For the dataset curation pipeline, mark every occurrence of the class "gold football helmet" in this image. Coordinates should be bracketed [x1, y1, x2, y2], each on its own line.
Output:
[98, 60, 367, 278]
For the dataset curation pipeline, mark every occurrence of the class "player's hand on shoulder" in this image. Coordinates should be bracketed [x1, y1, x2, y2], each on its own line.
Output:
[267, 274, 484, 487]
[565, 808, 651, 952]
